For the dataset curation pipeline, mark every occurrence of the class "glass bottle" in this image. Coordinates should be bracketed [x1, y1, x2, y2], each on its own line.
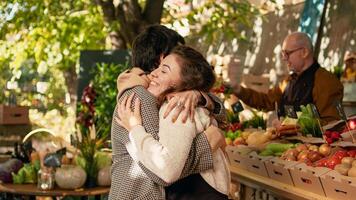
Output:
[37, 167, 55, 190]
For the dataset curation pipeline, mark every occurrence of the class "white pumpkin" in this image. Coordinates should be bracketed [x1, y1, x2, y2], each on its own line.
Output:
[97, 166, 111, 186]
[55, 165, 87, 189]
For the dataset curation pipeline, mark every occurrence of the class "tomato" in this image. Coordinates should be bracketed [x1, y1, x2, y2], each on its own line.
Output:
[349, 119, 356, 130]
[333, 150, 348, 160]
[348, 150, 356, 158]
[314, 157, 328, 167]
[326, 158, 341, 169]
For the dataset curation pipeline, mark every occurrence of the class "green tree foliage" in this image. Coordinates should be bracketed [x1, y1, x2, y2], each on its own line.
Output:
[0, 0, 259, 138]
[0, 0, 107, 111]
[92, 62, 129, 139]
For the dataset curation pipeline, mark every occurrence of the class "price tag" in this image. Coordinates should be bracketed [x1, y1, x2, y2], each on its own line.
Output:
[284, 105, 298, 119]
[334, 100, 347, 121]
[232, 101, 244, 113]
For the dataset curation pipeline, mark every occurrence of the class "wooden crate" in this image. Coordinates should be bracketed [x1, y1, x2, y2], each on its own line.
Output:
[0, 105, 29, 125]
[0, 124, 31, 154]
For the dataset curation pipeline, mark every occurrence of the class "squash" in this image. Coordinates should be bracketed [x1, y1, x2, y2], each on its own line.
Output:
[55, 165, 86, 189]
[97, 166, 111, 186]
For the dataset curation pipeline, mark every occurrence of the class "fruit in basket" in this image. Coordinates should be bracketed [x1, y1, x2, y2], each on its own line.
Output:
[225, 138, 232, 146]
[283, 149, 299, 158]
[341, 157, 354, 165]
[295, 144, 308, 152]
[348, 167, 356, 177]
[345, 119, 356, 131]
[233, 137, 246, 145]
[324, 130, 341, 144]
[335, 164, 351, 176]
[318, 144, 331, 156]
[314, 157, 328, 167]
[347, 150, 356, 158]
[307, 151, 323, 162]
[297, 150, 310, 161]
[308, 145, 319, 152]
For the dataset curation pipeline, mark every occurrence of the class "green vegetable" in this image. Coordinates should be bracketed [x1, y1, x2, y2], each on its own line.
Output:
[298, 104, 322, 137]
[242, 110, 266, 129]
[225, 130, 241, 141]
[12, 169, 25, 184]
[265, 143, 295, 153]
[95, 152, 112, 169]
[11, 163, 37, 184]
[74, 155, 87, 170]
[259, 149, 274, 156]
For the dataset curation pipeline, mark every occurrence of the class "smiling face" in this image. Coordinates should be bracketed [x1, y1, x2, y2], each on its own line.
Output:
[147, 54, 182, 97]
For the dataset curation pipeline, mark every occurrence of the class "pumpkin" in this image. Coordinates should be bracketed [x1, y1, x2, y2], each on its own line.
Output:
[55, 165, 86, 189]
[97, 166, 111, 186]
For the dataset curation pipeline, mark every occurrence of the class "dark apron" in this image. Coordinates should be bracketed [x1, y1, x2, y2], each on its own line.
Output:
[278, 61, 320, 118]
[165, 174, 228, 200]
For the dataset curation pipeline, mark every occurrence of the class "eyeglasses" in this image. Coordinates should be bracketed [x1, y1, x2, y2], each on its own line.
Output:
[281, 47, 304, 59]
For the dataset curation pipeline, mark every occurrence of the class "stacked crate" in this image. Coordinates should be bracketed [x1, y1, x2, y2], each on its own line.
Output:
[0, 105, 31, 161]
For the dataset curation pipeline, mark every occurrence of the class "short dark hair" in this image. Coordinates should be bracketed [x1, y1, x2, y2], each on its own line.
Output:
[132, 25, 185, 73]
[171, 45, 215, 92]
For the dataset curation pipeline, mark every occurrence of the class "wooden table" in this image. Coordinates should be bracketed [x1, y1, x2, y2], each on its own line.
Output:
[0, 183, 110, 200]
[230, 165, 335, 200]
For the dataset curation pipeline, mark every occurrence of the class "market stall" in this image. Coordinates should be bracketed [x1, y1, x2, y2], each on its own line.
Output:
[225, 109, 356, 200]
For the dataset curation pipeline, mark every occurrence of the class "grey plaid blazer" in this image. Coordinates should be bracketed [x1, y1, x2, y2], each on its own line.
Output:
[109, 86, 225, 200]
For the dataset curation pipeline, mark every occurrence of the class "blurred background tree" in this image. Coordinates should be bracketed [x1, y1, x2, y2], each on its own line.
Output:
[0, 0, 259, 139]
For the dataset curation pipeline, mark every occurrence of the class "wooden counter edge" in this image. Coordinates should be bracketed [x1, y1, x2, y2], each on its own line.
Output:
[0, 183, 110, 197]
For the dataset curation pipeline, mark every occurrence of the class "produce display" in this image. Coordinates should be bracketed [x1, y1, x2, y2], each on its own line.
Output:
[0, 141, 112, 190]
[223, 102, 356, 199]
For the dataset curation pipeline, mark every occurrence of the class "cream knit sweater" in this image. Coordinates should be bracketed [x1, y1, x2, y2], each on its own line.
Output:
[128, 103, 231, 195]
[117, 68, 230, 195]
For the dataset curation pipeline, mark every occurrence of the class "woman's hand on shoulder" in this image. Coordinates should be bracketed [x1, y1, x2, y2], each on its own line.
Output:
[164, 90, 201, 123]
[115, 93, 142, 132]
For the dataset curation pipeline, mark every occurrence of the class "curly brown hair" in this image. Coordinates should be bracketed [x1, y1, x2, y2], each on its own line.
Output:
[170, 45, 215, 93]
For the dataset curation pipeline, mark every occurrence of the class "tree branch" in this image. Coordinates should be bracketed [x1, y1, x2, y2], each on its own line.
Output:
[143, 0, 165, 24]
[93, 0, 116, 22]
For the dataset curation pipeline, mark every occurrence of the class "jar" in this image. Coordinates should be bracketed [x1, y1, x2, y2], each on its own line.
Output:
[37, 167, 55, 190]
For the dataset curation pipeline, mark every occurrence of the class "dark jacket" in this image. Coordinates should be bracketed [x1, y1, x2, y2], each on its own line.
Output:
[237, 62, 344, 124]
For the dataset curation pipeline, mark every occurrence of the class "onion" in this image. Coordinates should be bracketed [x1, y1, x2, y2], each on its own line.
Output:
[285, 149, 299, 158]
[308, 151, 323, 162]
[341, 157, 354, 165]
[335, 164, 351, 176]
[295, 144, 308, 152]
[285, 155, 297, 161]
[309, 145, 319, 152]
[297, 150, 309, 161]
[348, 167, 356, 177]
[318, 144, 331, 156]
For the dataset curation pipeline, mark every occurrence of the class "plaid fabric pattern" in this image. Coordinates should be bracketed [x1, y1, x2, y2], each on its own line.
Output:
[109, 86, 214, 200]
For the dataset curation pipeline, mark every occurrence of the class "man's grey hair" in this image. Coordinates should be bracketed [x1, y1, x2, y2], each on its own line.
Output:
[288, 32, 314, 53]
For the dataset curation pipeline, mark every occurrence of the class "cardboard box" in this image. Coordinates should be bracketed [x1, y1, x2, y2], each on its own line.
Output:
[265, 157, 298, 186]
[225, 145, 251, 169]
[289, 163, 330, 196]
[320, 170, 356, 200]
[244, 151, 272, 177]
[0, 105, 29, 125]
